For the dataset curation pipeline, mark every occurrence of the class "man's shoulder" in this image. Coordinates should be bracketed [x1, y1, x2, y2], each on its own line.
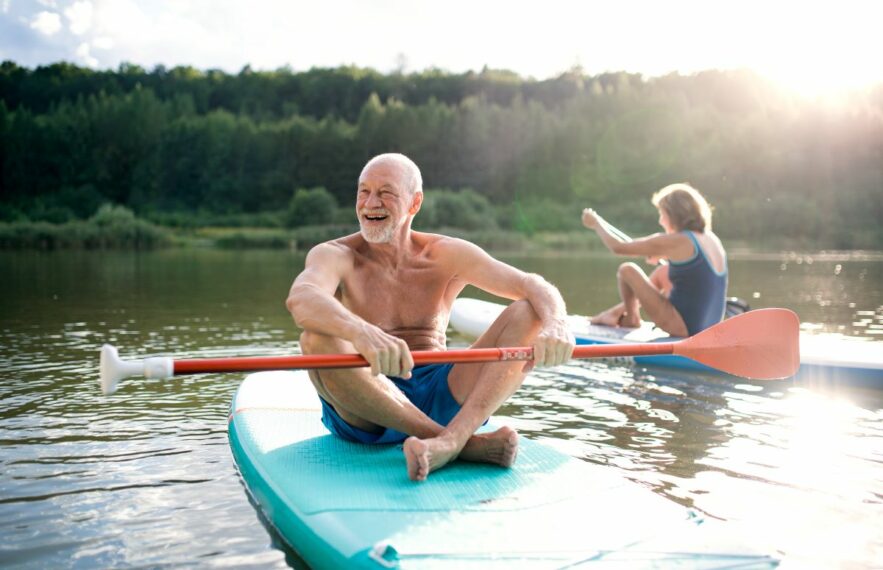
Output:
[317, 232, 364, 250]
[416, 231, 470, 249]
[416, 231, 487, 260]
[307, 234, 361, 261]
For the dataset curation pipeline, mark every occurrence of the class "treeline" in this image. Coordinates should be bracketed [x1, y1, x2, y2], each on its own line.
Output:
[0, 61, 629, 121]
[1, 61, 881, 249]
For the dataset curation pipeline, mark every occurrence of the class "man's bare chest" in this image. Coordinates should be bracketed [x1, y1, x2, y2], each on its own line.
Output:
[339, 265, 457, 327]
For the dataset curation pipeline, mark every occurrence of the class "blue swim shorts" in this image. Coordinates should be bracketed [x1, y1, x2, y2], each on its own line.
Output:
[318, 363, 460, 444]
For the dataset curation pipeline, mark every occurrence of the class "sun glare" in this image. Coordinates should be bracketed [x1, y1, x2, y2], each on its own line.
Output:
[579, 1, 883, 100]
[744, 3, 882, 98]
[758, 56, 880, 99]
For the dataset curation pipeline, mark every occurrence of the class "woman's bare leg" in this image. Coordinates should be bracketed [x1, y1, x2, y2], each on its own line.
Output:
[592, 265, 670, 327]
[616, 262, 688, 336]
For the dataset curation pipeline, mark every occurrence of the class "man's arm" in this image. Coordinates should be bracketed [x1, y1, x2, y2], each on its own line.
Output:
[286, 242, 358, 337]
[286, 243, 414, 378]
[442, 239, 574, 367]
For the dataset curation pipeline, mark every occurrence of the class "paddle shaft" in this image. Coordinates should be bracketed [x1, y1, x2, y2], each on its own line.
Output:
[172, 343, 675, 375]
[99, 308, 798, 395]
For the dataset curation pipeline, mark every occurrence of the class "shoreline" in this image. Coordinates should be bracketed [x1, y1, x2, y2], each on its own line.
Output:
[1, 219, 882, 259]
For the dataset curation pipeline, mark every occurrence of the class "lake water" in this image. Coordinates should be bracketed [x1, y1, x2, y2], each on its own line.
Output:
[1, 249, 881, 568]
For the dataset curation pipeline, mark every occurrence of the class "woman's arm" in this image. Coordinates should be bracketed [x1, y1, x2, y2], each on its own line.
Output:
[582, 208, 692, 260]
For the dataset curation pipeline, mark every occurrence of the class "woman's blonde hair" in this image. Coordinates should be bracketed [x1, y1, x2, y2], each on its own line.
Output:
[651, 183, 713, 232]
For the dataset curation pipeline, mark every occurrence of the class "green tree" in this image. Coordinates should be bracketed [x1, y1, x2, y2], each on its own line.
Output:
[415, 189, 496, 230]
[286, 187, 337, 228]
[1, 61, 882, 248]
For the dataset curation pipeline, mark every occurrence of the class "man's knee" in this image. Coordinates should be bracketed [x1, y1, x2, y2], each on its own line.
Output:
[299, 330, 343, 355]
[299, 330, 320, 354]
[300, 333, 336, 385]
[505, 299, 539, 320]
[501, 299, 542, 336]
[300, 332, 359, 400]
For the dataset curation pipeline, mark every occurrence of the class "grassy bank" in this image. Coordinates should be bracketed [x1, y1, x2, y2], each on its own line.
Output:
[181, 226, 610, 253]
[0, 205, 171, 249]
[1, 205, 874, 255]
[0, 216, 595, 253]
[5, 219, 870, 256]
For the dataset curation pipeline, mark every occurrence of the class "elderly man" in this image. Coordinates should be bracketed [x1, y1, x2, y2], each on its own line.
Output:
[286, 153, 574, 481]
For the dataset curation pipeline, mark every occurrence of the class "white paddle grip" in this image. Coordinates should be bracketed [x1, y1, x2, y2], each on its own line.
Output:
[100, 345, 173, 395]
[143, 357, 174, 379]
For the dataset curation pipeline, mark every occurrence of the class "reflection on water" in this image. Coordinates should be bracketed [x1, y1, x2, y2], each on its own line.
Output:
[500, 361, 883, 568]
[0, 250, 881, 568]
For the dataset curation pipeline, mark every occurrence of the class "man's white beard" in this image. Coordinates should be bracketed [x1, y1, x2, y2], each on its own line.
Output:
[359, 216, 397, 243]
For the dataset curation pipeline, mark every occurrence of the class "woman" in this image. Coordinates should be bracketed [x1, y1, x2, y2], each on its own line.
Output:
[582, 183, 727, 337]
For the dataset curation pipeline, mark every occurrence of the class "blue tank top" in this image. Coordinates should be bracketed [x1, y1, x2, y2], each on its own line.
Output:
[667, 231, 728, 336]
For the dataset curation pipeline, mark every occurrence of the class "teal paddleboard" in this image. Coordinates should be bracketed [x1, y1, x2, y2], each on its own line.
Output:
[229, 371, 778, 568]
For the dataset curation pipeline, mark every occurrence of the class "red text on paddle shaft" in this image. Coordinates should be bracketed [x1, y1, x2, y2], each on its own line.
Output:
[499, 348, 533, 361]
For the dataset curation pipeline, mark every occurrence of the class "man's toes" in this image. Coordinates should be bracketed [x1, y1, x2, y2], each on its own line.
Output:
[404, 437, 429, 482]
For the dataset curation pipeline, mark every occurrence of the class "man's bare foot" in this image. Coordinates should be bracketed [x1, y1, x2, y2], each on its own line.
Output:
[403, 427, 520, 482]
[460, 426, 519, 467]
[590, 306, 625, 327]
[403, 435, 460, 482]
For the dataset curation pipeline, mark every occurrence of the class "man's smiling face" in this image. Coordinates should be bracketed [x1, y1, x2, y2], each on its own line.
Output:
[356, 159, 418, 244]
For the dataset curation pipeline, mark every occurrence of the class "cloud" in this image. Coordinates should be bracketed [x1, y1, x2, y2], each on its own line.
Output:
[30, 11, 62, 35]
[92, 36, 113, 50]
[75, 41, 97, 66]
[3, 0, 881, 91]
[65, 1, 93, 35]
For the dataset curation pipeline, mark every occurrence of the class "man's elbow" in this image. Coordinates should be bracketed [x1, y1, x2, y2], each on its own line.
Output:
[524, 272, 554, 293]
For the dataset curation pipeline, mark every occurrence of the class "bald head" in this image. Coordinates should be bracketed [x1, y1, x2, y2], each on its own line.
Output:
[360, 153, 423, 196]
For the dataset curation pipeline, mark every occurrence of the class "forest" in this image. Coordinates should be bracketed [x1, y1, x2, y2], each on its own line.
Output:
[1, 60, 881, 249]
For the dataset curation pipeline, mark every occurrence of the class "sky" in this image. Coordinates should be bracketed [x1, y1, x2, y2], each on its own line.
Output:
[1, 0, 881, 96]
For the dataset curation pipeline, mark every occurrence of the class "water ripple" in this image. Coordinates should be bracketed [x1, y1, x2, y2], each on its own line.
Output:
[1, 250, 881, 568]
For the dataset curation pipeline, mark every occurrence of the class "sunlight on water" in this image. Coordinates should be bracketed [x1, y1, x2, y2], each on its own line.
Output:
[499, 362, 883, 568]
[695, 387, 883, 568]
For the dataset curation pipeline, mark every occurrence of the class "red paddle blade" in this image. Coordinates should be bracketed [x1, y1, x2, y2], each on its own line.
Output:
[674, 309, 800, 380]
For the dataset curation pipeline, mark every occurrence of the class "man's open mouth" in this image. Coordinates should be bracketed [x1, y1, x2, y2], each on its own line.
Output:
[361, 212, 389, 222]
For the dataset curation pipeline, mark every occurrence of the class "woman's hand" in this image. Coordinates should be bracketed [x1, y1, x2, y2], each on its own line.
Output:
[581, 208, 602, 230]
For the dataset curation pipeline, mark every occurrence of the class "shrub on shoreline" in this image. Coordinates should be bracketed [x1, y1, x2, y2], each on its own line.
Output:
[144, 210, 285, 229]
[214, 230, 294, 249]
[0, 205, 170, 249]
[200, 224, 531, 252]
